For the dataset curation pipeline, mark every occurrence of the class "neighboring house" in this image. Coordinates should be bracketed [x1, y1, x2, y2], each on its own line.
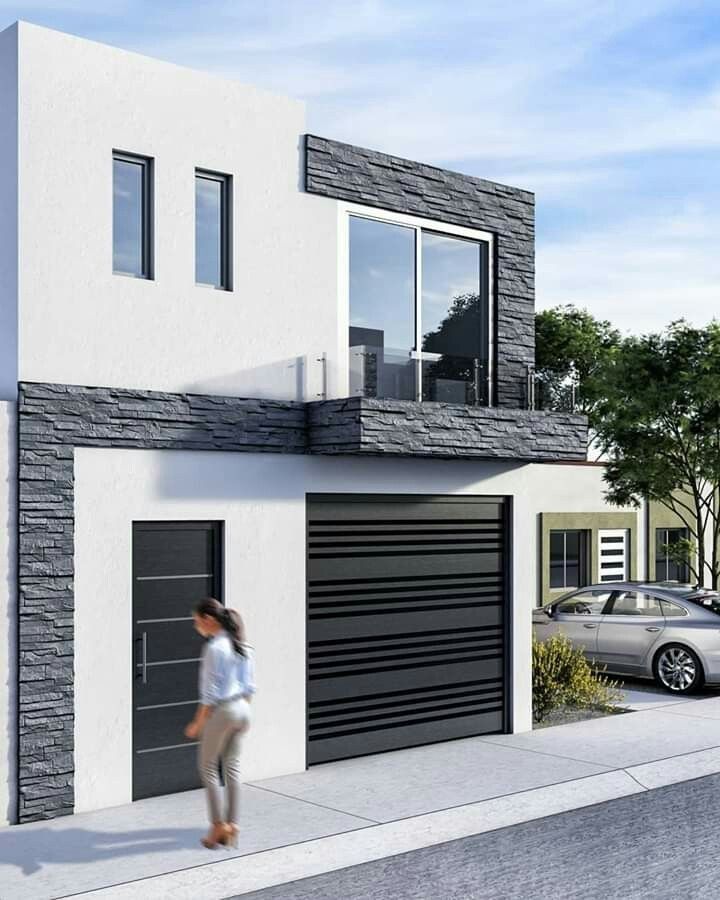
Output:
[538, 497, 702, 607]
[0, 21, 638, 827]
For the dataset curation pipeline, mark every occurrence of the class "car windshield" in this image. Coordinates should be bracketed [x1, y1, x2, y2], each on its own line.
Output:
[685, 592, 720, 615]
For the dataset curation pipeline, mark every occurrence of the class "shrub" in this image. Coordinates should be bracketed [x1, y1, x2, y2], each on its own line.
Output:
[533, 634, 623, 723]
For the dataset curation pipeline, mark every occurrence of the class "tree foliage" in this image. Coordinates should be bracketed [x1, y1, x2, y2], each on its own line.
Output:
[535, 305, 621, 413]
[589, 320, 720, 588]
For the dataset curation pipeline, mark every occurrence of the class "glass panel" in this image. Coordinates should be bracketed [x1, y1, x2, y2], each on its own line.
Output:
[549, 531, 566, 589]
[421, 232, 487, 405]
[196, 175, 224, 287]
[113, 157, 145, 276]
[660, 600, 687, 617]
[348, 345, 417, 401]
[349, 216, 416, 399]
[564, 530, 581, 588]
[556, 589, 613, 615]
[610, 591, 663, 616]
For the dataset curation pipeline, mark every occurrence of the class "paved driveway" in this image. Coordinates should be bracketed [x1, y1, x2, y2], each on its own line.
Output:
[2, 683, 719, 899]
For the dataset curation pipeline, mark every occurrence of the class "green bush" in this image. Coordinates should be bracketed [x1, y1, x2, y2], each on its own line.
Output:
[533, 634, 623, 723]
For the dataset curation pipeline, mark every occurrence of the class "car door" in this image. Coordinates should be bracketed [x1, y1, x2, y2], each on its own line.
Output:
[538, 589, 614, 661]
[595, 590, 666, 673]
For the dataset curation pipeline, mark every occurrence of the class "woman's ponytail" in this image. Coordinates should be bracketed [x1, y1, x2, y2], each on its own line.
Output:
[194, 597, 247, 657]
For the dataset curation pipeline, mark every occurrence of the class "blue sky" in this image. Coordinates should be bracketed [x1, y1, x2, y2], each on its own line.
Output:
[4, 0, 720, 333]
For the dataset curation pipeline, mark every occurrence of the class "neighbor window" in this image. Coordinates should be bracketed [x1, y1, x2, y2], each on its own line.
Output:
[195, 170, 232, 289]
[656, 527, 690, 583]
[348, 214, 490, 405]
[113, 151, 153, 278]
[549, 529, 588, 590]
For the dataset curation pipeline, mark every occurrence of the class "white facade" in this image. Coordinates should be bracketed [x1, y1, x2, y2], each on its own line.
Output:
[0, 25, 18, 401]
[4, 21, 338, 401]
[72, 447, 619, 812]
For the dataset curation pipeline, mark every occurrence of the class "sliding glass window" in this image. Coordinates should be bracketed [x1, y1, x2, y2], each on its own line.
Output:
[348, 214, 490, 404]
[113, 152, 153, 278]
[422, 232, 488, 405]
[195, 170, 232, 290]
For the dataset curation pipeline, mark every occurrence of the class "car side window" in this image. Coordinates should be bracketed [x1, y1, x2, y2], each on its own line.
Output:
[608, 591, 663, 617]
[555, 590, 613, 616]
[660, 599, 688, 617]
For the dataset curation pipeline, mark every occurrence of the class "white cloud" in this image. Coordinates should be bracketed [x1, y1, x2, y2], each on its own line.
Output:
[537, 204, 720, 332]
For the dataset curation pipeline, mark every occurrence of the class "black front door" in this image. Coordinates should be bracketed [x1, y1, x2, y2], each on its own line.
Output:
[306, 495, 509, 765]
[132, 521, 223, 800]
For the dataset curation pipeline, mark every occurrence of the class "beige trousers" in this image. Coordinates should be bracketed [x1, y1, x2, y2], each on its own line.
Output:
[198, 697, 251, 825]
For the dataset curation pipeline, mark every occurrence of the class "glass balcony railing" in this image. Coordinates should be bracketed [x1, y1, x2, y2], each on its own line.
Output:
[349, 345, 489, 406]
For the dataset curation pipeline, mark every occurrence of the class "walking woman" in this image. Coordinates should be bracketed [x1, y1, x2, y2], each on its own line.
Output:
[184, 597, 256, 849]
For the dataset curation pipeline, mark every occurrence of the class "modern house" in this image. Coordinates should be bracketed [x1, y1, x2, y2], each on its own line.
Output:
[0, 22, 688, 827]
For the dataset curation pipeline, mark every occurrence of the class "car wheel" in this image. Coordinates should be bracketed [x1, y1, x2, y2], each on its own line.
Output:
[653, 644, 704, 694]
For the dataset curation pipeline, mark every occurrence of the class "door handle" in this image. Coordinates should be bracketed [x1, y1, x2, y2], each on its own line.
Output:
[645, 626, 661, 632]
[583, 623, 599, 629]
[136, 632, 148, 683]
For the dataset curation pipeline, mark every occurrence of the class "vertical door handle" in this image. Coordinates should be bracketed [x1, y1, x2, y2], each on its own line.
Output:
[137, 632, 148, 683]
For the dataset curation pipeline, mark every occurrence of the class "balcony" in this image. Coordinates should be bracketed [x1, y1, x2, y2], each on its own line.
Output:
[307, 395, 588, 462]
[349, 344, 490, 406]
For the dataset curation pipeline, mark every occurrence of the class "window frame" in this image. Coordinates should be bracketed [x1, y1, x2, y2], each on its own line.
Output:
[112, 150, 154, 280]
[195, 168, 233, 291]
[655, 526, 690, 583]
[549, 528, 589, 591]
[340, 202, 494, 404]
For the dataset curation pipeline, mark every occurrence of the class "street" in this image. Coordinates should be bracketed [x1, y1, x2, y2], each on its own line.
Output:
[239, 771, 719, 900]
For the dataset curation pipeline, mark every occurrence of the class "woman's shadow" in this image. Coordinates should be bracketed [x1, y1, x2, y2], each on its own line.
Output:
[0, 824, 204, 877]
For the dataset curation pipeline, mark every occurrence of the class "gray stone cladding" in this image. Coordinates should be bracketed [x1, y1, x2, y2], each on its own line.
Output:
[16, 382, 305, 822]
[308, 398, 588, 462]
[304, 134, 535, 410]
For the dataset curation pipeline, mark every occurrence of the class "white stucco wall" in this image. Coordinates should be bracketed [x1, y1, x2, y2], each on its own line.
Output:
[14, 22, 337, 400]
[0, 402, 17, 826]
[0, 25, 18, 401]
[73, 447, 623, 813]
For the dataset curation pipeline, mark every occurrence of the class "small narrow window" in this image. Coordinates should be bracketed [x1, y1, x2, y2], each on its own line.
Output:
[113, 151, 153, 278]
[195, 169, 232, 290]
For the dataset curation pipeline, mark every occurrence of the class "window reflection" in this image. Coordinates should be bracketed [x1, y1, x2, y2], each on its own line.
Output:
[422, 232, 488, 404]
[195, 171, 230, 289]
[349, 216, 416, 400]
[113, 157, 146, 276]
[348, 215, 490, 405]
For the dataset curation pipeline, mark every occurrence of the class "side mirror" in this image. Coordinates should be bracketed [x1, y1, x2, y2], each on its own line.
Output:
[545, 605, 554, 619]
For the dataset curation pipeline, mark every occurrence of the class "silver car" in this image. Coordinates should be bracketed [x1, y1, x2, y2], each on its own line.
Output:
[533, 581, 720, 694]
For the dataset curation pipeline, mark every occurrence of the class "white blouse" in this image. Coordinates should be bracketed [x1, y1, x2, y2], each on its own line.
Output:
[199, 633, 256, 706]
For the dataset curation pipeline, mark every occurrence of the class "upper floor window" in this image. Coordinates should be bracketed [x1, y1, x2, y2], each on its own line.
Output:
[195, 169, 232, 290]
[348, 213, 490, 405]
[113, 151, 153, 278]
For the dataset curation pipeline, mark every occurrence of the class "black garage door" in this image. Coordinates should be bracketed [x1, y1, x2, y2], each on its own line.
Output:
[306, 495, 509, 764]
[132, 521, 223, 800]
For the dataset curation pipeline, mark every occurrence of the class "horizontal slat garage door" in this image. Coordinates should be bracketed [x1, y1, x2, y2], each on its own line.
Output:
[307, 495, 508, 764]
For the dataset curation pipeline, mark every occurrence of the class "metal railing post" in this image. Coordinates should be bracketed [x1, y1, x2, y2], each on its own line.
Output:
[316, 352, 328, 400]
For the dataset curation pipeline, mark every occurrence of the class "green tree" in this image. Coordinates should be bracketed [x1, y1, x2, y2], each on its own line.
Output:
[535, 305, 621, 413]
[590, 321, 720, 589]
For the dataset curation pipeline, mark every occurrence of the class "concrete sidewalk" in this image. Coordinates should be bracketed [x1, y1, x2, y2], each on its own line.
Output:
[3, 687, 720, 900]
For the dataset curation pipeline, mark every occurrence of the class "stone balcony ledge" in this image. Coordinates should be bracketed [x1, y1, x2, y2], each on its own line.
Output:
[307, 397, 588, 462]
